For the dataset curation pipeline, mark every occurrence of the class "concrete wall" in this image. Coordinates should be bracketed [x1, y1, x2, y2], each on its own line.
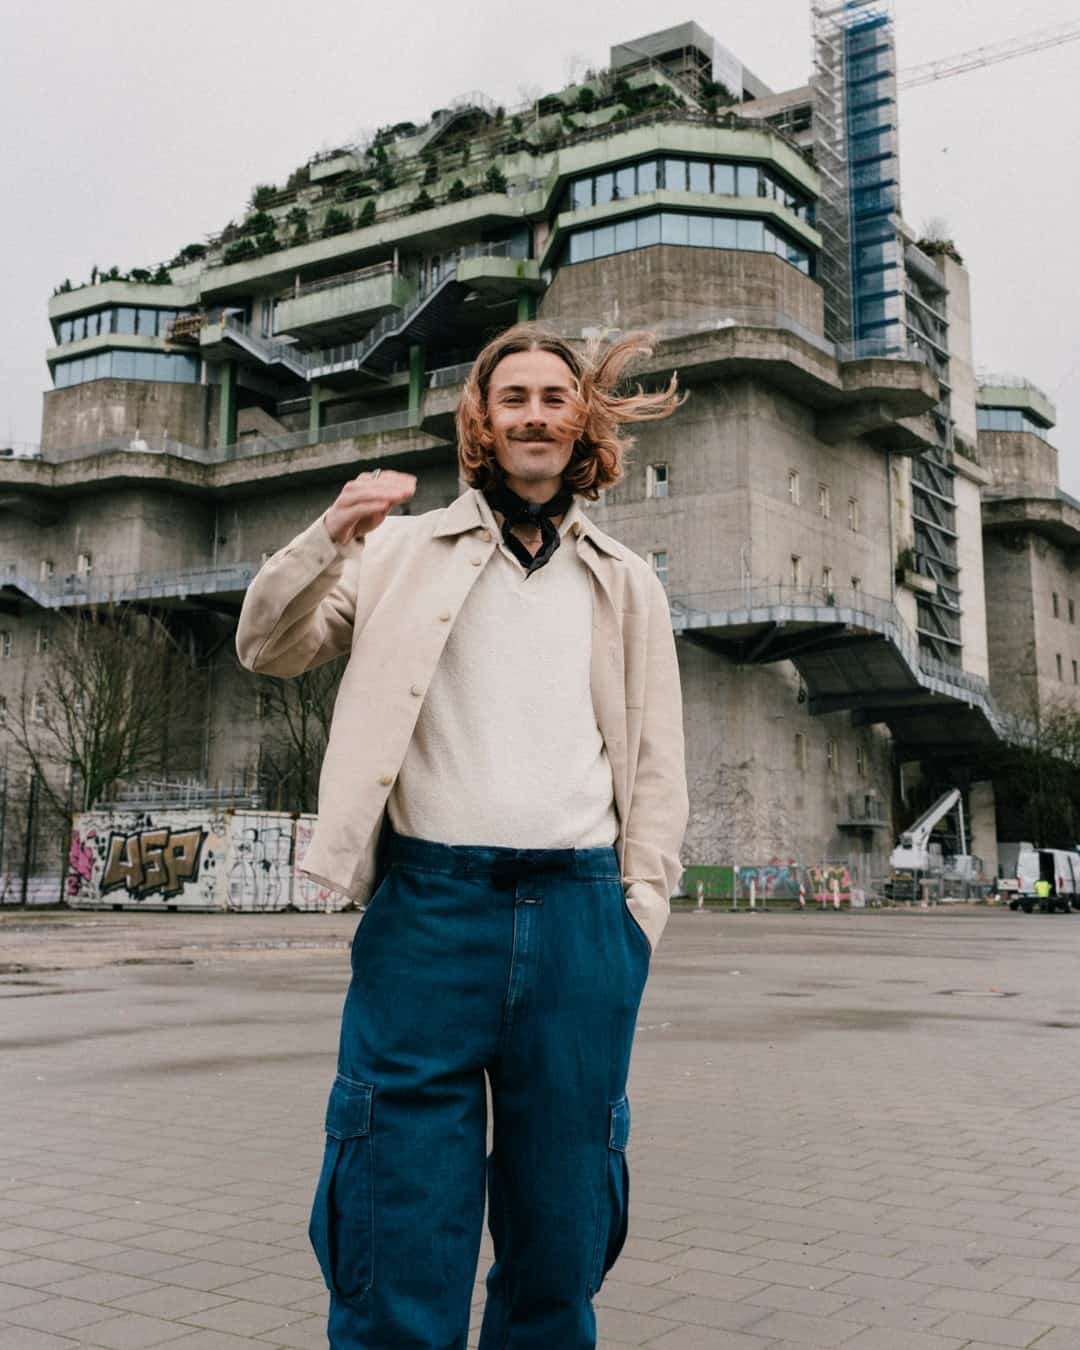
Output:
[983, 533, 1038, 716]
[540, 246, 825, 335]
[41, 379, 212, 451]
[979, 430, 1059, 497]
[954, 462, 990, 682]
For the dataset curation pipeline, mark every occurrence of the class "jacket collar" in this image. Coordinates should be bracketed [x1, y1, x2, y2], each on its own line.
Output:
[433, 487, 624, 562]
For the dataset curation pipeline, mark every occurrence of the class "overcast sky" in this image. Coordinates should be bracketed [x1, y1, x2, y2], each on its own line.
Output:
[4, 1, 1077, 489]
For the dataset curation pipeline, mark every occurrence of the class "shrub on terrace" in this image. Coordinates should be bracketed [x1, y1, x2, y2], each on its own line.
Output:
[322, 207, 352, 238]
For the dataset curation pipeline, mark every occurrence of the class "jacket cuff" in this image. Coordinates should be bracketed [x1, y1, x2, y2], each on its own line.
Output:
[624, 880, 670, 955]
[320, 512, 367, 562]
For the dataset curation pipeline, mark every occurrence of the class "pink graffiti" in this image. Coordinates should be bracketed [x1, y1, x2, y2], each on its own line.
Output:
[67, 830, 97, 897]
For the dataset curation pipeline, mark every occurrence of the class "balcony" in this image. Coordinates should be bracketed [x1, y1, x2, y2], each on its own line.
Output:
[274, 262, 416, 343]
[669, 581, 1003, 751]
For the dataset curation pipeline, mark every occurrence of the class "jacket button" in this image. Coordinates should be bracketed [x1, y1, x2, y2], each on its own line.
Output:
[410, 683, 423, 696]
[470, 557, 482, 566]
[378, 774, 392, 786]
[479, 528, 492, 542]
[439, 610, 451, 622]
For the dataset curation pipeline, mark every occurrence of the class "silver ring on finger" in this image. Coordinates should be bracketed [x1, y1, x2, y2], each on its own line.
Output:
[369, 467, 382, 479]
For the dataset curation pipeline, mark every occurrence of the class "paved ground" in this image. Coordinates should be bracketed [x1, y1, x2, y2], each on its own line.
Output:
[3, 904, 1080, 1350]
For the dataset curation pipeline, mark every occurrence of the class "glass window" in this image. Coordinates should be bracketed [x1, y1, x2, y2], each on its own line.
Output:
[594, 172, 614, 206]
[136, 307, 156, 337]
[688, 161, 710, 194]
[636, 160, 657, 193]
[660, 213, 688, 245]
[636, 213, 660, 247]
[762, 225, 778, 255]
[736, 164, 759, 196]
[593, 224, 615, 258]
[85, 312, 99, 338]
[713, 163, 736, 195]
[158, 309, 177, 336]
[736, 218, 764, 250]
[662, 158, 686, 192]
[114, 349, 136, 379]
[568, 230, 594, 263]
[614, 166, 635, 200]
[116, 306, 137, 334]
[55, 361, 70, 388]
[59, 319, 73, 343]
[688, 215, 712, 248]
[713, 217, 737, 248]
[72, 315, 86, 341]
[614, 219, 637, 252]
[571, 178, 592, 210]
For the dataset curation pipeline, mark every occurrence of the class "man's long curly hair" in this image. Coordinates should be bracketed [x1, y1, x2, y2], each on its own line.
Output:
[455, 322, 683, 500]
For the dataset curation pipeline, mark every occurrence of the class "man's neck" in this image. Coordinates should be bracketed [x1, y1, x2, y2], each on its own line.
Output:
[489, 480, 569, 554]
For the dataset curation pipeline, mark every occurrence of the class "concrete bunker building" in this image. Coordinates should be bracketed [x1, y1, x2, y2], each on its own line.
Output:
[1, 7, 1068, 894]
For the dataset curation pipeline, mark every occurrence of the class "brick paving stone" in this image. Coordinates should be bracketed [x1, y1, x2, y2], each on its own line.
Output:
[250, 1315, 327, 1350]
[77, 1313, 195, 1349]
[919, 1286, 1033, 1318]
[0, 1264, 88, 1291]
[176, 1302, 296, 1336]
[831, 1301, 949, 1333]
[929, 1310, 1054, 1346]
[43, 1277, 162, 1306]
[839, 1331, 968, 1350]
[593, 1279, 685, 1315]
[2, 1298, 117, 1334]
[109, 1289, 233, 1320]
[632, 1294, 773, 1333]
[0, 1329, 82, 1350]
[0, 1287, 48, 1314]
[205, 1276, 315, 1309]
[744, 1308, 865, 1344]
[154, 1333, 271, 1350]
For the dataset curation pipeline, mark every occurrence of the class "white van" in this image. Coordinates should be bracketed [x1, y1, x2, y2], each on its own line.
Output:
[998, 843, 1080, 913]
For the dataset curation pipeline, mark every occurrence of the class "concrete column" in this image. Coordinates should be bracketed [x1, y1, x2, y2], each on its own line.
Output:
[309, 381, 323, 442]
[408, 344, 425, 427]
[218, 361, 238, 448]
[969, 780, 998, 883]
[516, 291, 536, 324]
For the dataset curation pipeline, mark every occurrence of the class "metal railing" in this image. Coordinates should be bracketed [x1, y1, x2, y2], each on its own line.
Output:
[668, 581, 997, 711]
[307, 268, 461, 377]
[279, 259, 397, 301]
[2, 410, 416, 472]
[2, 562, 259, 610]
[428, 362, 474, 389]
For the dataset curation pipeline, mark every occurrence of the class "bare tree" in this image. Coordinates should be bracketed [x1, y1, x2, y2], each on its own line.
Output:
[9, 604, 204, 819]
[255, 663, 343, 814]
[995, 686, 1080, 847]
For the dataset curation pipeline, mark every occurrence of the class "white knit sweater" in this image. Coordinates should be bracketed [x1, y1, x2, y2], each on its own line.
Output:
[388, 494, 618, 849]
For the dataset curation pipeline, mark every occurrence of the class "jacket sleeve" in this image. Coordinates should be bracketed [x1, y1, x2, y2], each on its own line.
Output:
[235, 513, 362, 677]
[622, 571, 689, 954]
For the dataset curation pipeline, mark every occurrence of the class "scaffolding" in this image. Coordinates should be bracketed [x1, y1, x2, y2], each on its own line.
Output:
[810, 1, 854, 344]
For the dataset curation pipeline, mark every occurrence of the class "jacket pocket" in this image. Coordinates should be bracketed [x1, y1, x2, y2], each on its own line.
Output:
[309, 1074, 375, 1301]
[588, 1095, 631, 1296]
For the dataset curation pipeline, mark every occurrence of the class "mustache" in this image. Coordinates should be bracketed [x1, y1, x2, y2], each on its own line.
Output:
[509, 431, 556, 442]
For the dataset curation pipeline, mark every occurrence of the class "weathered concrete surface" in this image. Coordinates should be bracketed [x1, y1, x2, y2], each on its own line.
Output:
[4, 906, 1080, 1349]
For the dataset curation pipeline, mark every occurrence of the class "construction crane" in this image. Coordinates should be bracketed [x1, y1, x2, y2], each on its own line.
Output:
[897, 18, 1080, 90]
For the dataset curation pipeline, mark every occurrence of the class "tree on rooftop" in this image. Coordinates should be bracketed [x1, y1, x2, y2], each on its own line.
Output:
[484, 165, 507, 194]
[251, 183, 278, 209]
[358, 198, 376, 227]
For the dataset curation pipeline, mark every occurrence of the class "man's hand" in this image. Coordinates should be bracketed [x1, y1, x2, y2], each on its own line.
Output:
[325, 470, 416, 545]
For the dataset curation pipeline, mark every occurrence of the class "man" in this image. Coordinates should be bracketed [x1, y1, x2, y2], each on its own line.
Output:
[236, 322, 688, 1349]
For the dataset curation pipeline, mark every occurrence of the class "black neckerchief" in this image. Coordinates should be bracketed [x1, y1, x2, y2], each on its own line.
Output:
[484, 482, 575, 577]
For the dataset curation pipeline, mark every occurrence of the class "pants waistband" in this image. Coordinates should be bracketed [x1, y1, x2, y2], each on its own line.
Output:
[385, 829, 620, 882]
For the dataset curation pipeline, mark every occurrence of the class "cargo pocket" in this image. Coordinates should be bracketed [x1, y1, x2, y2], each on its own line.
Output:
[588, 1095, 631, 1296]
[309, 1074, 374, 1301]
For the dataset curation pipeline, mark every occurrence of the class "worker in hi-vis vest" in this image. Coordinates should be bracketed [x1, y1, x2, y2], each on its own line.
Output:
[1035, 877, 1053, 904]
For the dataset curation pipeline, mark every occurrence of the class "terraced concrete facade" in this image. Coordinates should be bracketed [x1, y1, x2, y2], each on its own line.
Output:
[4, 20, 1057, 891]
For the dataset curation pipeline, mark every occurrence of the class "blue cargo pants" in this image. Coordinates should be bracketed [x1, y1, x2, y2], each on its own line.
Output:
[309, 829, 652, 1349]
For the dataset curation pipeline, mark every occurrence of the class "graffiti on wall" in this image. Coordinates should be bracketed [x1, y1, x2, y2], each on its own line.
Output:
[69, 810, 226, 908]
[101, 825, 206, 899]
[806, 863, 852, 901]
[736, 860, 802, 900]
[67, 808, 344, 911]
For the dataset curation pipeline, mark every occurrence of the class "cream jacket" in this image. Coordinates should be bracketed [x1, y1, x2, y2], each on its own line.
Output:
[235, 488, 689, 952]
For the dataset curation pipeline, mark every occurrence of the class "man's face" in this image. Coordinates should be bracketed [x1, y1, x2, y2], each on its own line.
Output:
[486, 349, 578, 495]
